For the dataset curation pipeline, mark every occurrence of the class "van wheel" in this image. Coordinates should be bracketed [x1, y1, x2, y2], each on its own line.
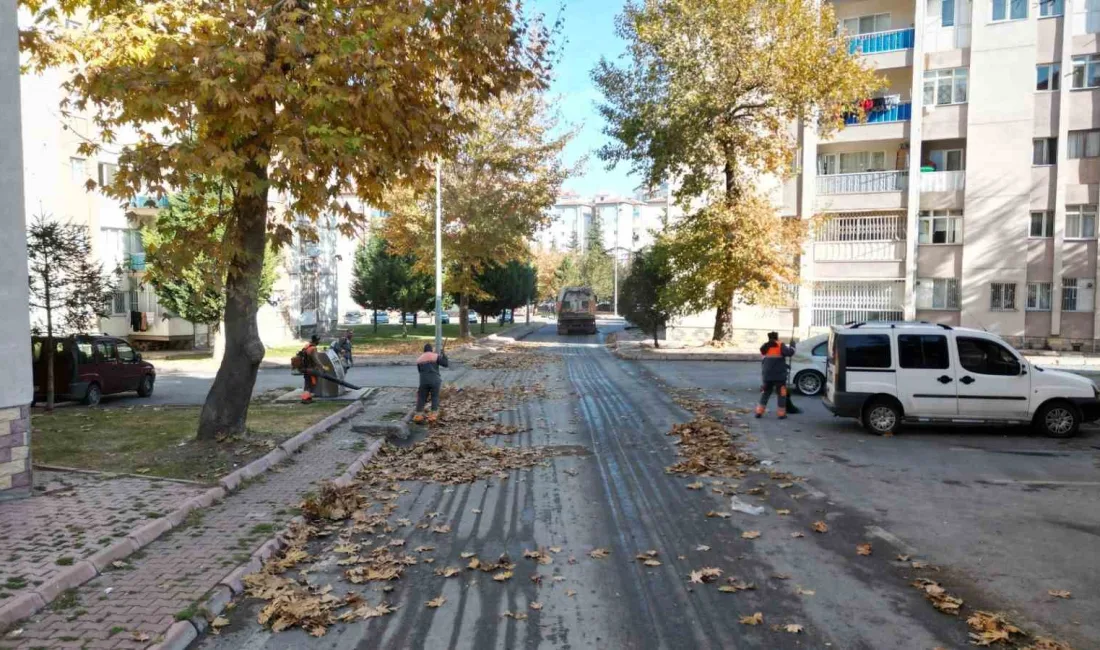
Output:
[137, 375, 155, 398]
[1035, 401, 1080, 438]
[863, 398, 901, 436]
[83, 383, 102, 407]
[794, 370, 825, 396]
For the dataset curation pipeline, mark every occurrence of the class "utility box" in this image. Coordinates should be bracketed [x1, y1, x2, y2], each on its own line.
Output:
[306, 348, 348, 397]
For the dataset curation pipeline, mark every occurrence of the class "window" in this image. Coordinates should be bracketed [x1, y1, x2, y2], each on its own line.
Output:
[898, 334, 950, 369]
[1036, 63, 1061, 91]
[990, 283, 1017, 311]
[1072, 54, 1100, 89]
[917, 278, 961, 310]
[69, 157, 86, 183]
[928, 149, 964, 171]
[76, 342, 93, 364]
[117, 343, 136, 363]
[1040, 0, 1065, 17]
[1033, 138, 1057, 165]
[957, 337, 1021, 376]
[95, 341, 117, 362]
[1068, 130, 1100, 158]
[1066, 205, 1098, 239]
[97, 162, 117, 188]
[812, 342, 828, 357]
[942, 0, 955, 26]
[918, 210, 962, 244]
[1062, 278, 1095, 311]
[923, 68, 968, 106]
[842, 13, 891, 35]
[817, 151, 887, 175]
[1027, 282, 1053, 311]
[128, 290, 139, 313]
[1030, 211, 1054, 238]
[844, 334, 892, 368]
[992, 0, 1027, 21]
[112, 291, 127, 314]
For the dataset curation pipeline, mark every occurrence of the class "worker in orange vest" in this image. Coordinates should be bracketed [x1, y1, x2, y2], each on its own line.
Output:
[756, 331, 796, 419]
[297, 335, 320, 404]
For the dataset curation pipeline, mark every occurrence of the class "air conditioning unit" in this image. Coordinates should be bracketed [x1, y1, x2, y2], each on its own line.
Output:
[1087, 281, 1095, 289]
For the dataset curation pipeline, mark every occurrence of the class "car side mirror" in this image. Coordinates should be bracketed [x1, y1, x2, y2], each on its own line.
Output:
[1018, 362, 1027, 375]
[135, 353, 142, 362]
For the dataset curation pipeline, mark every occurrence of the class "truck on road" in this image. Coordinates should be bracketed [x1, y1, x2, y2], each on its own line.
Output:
[557, 286, 598, 335]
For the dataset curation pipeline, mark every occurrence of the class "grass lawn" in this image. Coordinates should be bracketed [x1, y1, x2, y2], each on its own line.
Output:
[31, 402, 348, 483]
[265, 321, 522, 360]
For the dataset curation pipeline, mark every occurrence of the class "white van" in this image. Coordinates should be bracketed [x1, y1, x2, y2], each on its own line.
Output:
[823, 322, 1100, 437]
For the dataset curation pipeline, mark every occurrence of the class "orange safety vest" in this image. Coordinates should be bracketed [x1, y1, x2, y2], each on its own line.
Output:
[763, 342, 784, 357]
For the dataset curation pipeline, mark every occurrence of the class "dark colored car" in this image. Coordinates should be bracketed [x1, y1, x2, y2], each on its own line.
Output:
[32, 335, 156, 406]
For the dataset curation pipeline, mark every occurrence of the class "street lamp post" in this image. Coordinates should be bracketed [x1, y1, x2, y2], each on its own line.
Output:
[434, 158, 443, 353]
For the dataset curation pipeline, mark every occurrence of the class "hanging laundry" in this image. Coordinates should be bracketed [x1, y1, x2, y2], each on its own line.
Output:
[861, 98, 873, 112]
[139, 312, 148, 332]
[884, 94, 901, 108]
[130, 310, 142, 332]
[145, 312, 156, 331]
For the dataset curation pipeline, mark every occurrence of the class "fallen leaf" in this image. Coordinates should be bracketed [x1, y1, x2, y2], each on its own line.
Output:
[912, 578, 963, 615]
[811, 521, 828, 533]
[856, 543, 873, 556]
[777, 482, 794, 489]
[549, 546, 562, 553]
[739, 612, 764, 626]
[389, 539, 406, 547]
[776, 509, 791, 516]
[688, 567, 723, 584]
[741, 530, 761, 540]
[784, 623, 803, 634]
[493, 571, 513, 582]
[772, 573, 791, 580]
[529, 602, 543, 611]
[131, 631, 151, 642]
[790, 532, 805, 538]
[414, 546, 435, 553]
[435, 567, 461, 578]
[911, 561, 928, 569]
[426, 596, 446, 608]
[1048, 590, 1071, 599]
[565, 589, 576, 597]
[588, 548, 610, 559]
[460, 552, 476, 559]
[552, 576, 566, 582]
[472, 508, 482, 514]
[432, 525, 451, 534]
[467, 558, 481, 570]
[695, 544, 711, 551]
[796, 586, 816, 596]
[643, 559, 662, 567]
[895, 554, 911, 562]
[967, 610, 1025, 646]
[212, 617, 230, 629]
[686, 482, 703, 490]
[502, 610, 528, 620]
[706, 511, 731, 519]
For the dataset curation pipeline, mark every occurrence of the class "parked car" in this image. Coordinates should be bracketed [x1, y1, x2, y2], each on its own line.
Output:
[31, 335, 156, 406]
[790, 333, 829, 396]
[343, 310, 362, 325]
[371, 311, 390, 324]
[468, 311, 479, 324]
[499, 309, 514, 324]
[824, 321, 1100, 438]
[436, 312, 451, 324]
[402, 313, 417, 325]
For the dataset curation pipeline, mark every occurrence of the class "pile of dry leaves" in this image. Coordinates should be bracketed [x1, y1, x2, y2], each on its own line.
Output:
[429, 385, 542, 436]
[665, 417, 758, 477]
[360, 433, 546, 486]
[467, 347, 553, 370]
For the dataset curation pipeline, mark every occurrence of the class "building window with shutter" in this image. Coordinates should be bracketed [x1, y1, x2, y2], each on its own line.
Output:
[1027, 282, 1053, 311]
[917, 278, 960, 310]
[990, 283, 1017, 311]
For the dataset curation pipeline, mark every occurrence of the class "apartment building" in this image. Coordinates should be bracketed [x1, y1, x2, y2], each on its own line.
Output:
[536, 191, 664, 255]
[780, 0, 1100, 349]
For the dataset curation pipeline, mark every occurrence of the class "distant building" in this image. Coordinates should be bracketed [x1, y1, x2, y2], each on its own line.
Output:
[537, 190, 665, 255]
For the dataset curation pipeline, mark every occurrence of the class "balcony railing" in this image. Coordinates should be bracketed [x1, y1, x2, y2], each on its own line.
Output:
[847, 28, 915, 55]
[920, 170, 965, 192]
[817, 171, 908, 195]
[129, 252, 147, 272]
[814, 240, 906, 262]
[845, 102, 912, 126]
[128, 195, 170, 210]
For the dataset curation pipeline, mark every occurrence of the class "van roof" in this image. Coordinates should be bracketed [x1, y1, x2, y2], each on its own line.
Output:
[831, 321, 1001, 337]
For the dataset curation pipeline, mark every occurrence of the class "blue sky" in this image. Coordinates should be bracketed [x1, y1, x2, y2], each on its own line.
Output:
[531, 0, 637, 197]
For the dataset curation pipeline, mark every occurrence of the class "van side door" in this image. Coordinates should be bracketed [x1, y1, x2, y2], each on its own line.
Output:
[896, 333, 957, 417]
[954, 335, 1029, 419]
[94, 339, 121, 395]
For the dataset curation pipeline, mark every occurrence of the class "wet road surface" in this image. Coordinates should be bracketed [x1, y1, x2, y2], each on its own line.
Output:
[199, 321, 1096, 649]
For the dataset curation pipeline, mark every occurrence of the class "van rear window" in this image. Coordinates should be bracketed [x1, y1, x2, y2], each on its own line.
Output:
[844, 334, 891, 368]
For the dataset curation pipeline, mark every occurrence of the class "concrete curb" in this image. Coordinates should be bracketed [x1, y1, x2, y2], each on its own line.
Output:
[613, 348, 759, 362]
[156, 438, 386, 650]
[0, 400, 365, 633]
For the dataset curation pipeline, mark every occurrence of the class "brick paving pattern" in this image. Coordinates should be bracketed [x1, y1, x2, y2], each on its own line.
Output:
[0, 471, 203, 615]
[0, 401, 398, 650]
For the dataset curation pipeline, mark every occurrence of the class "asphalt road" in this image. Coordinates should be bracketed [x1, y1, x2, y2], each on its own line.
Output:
[194, 319, 1100, 649]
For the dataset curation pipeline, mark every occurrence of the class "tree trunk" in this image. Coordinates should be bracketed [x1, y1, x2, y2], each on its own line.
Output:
[713, 302, 733, 343]
[44, 262, 54, 411]
[525, 300, 531, 324]
[712, 151, 739, 343]
[401, 311, 408, 338]
[459, 293, 470, 339]
[480, 313, 486, 335]
[197, 170, 269, 441]
[653, 328, 660, 349]
[413, 313, 418, 328]
[373, 309, 378, 333]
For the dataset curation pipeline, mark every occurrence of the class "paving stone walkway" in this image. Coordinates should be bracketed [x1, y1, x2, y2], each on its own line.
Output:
[0, 390, 409, 650]
[0, 472, 203, 617]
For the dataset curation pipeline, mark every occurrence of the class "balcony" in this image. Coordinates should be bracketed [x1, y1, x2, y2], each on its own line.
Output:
[919, 170, 965, 210]
[129, 195, 170, 210]
[818, 171, 908, 195]
[844, 102, 912, 126]
[848, 28, 915, 55]
[832, 102, 911, 144]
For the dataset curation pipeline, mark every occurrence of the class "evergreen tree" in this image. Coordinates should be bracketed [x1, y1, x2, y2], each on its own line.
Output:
[620, 243, 677, 348]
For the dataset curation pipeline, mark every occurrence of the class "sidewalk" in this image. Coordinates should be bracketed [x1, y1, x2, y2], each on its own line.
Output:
[0, 390, 408, 649]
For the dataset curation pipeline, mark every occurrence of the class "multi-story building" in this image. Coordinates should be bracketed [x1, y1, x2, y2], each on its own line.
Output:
[779, 0, 1100, 350]
[536, 191, 664, 255]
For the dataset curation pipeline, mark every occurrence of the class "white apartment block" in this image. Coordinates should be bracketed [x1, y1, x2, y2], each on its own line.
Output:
[777, 0, 1100, 350]
[536, 191, 665, 256]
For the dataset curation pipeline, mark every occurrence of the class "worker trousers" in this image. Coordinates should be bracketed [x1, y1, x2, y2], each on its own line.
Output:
[417, 380, 441, 412]
[756, 381, 788, 416]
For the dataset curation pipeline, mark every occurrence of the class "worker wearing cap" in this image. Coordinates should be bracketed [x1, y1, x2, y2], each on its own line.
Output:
[756, 331, 795, 419]
[415, 343, 449, 414]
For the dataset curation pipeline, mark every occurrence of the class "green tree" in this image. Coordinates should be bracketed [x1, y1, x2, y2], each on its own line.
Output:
[620, 243, 676, 348]
[594, 0, 881, 341]
[391, 255, 434, 335]
[384, 87, 572, 338]
[351, 235, 398, 333]
[21, 0, 550, 439]
[141, 189, 279, 344]
[470, 261, 537, 333]
[27, 214, 115, 410]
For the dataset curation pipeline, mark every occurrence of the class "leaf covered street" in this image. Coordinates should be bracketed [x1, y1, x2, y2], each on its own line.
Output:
[198, 322, 1094, 650]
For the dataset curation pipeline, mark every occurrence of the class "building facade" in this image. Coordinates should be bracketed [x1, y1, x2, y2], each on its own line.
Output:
[537, 191, 664, 255]
[779, 0, 1100, 350]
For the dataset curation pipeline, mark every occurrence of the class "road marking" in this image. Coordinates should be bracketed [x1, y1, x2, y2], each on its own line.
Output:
[981, 480, 1100, 487]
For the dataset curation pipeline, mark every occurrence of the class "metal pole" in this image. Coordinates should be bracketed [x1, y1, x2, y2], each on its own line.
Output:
[613, 253, 619, 317]
[434, 158, 443, 353]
